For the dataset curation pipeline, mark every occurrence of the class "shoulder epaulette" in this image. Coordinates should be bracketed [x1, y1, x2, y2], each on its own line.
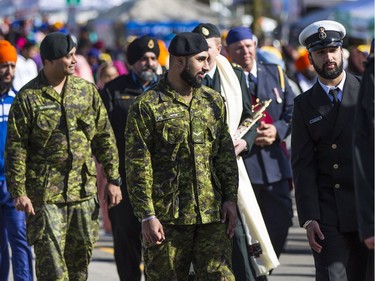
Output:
[259, 60, 278, 67]
[231, 62, 243, 69]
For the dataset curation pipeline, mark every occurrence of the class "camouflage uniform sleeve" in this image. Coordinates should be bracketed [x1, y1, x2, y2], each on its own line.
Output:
[90, 84, 120, 181]
[5, 93, 31, 198]
[214, 96, 239, 202]
[124, 98, 155, 221]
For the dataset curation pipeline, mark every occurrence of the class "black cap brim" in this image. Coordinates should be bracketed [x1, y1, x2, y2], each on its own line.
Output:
[308, 40, 343, 52]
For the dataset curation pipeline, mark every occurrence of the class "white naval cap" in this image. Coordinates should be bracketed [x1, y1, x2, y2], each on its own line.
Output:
[299, 20, 346, 52]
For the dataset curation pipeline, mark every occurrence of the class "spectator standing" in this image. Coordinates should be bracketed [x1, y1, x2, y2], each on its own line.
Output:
[125, 32, 238, 280]
[95, 61, 120, 235]
[226, 26, 295, 259]
[96, 62, 119, 90]
[293, 49, 317, 93]
[0, 39, 33, 281]
[292, 20, 370, 280]
[347, 45, 369, 76]
[13, 40, 38, 91]
[101, 35, 161, 281]
[74, 54, 95, 83]
[5, 32, 122, 280]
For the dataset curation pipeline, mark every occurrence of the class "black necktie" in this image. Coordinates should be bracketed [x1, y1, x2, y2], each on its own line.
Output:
[248, 73, 257, 96]
[329, 88, 340, 110]
[203, 75, 213, 88]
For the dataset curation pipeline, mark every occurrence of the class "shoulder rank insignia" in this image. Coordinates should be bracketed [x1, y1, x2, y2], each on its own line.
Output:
[231, 62, 242, 69]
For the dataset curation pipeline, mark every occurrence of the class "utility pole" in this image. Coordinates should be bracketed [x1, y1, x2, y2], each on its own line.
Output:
[252, 0, 263, 38]
[66, 0, 81, 37]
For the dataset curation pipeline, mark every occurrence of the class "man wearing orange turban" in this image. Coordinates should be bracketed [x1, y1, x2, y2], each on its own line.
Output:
[0, 39, 34, 281]
[0, 40, 18, 92]
[294, 50, 317, 92]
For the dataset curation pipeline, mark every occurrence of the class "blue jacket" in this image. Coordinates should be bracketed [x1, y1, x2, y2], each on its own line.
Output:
[0, 89, 16, 181]
[243, 62, 294, 184]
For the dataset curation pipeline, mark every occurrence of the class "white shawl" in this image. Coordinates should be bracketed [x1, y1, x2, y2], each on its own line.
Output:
[216, 54, 280, 276]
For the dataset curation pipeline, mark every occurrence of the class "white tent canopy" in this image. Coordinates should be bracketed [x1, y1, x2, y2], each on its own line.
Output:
[91, 0, 220, 24]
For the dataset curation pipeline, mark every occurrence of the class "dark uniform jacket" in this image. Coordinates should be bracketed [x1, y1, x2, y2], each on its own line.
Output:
[244, 62, 294, 184]
[102, 73, 159, 181]
[292, 72, 361, 232]
[353, 55, 374, 240]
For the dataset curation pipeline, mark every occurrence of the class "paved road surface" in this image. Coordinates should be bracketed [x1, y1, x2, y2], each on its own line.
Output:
[10, 197, 316, 280]
[88, 215, 315, 280]
[268, 216, 315, 281]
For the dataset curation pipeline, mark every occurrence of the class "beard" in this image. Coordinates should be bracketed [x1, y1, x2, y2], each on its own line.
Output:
[0, 81, 11, 93]
[312, 57, 344, 80]
[140, 66, 157, 82]
[180, 65, 203, 88]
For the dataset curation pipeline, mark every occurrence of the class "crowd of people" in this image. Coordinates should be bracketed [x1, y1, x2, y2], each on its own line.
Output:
[0, 14, 373, 281]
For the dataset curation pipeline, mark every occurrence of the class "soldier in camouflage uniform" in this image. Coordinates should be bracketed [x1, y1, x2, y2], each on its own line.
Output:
[5, 32, 122, 281]
[125, 32, 238, 281]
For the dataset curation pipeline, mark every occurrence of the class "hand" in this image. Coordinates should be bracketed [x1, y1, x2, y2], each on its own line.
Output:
[142, 217, 165, 245]
[234, 139, 247, 156]
[364, 236, 374, 249]
[221, 201, 237, 239]
[306, 220, 324, 253]
[104, 183, 122, 209]
[254, 121, 277, 147]
[14, 195, 35, 215]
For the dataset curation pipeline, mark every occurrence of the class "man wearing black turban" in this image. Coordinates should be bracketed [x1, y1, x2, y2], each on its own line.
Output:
[101, 35, 161, 281]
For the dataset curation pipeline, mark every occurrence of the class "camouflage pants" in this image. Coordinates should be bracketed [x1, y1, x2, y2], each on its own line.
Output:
[143, 222, 234, 281]
[27, 198, 99, 281]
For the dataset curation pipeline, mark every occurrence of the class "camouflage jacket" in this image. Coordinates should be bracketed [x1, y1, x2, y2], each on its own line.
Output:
[5, 71, 120, 206]
[125, 77, 238, 225]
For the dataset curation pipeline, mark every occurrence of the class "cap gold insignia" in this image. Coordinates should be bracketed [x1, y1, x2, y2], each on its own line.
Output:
[202, 27, 209, 36]
[318, 27, 327, 40]
[148, 39, 154, 49]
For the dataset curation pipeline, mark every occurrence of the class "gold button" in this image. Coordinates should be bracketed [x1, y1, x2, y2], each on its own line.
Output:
[332, 144, 337, 149]
[334, 184, 340, 189]
[333, 164, 339, 169]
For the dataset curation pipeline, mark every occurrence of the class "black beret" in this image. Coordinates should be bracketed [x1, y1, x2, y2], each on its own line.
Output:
[192, 23, 221, 39]
[126, 36, 160, 65]
[168, 32, 208, 56]
[40, 32, 76, 60]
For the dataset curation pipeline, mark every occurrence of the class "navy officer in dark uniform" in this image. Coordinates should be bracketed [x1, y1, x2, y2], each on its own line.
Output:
[226, 26, 295, 260]
[101, 35, 161, 281]
[292, 20, 370, 281]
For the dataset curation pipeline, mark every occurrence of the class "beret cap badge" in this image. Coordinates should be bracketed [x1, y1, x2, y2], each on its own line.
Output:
[318, 27, 327, 40]
[126, 35, 160, 65]
[201, 27, 209, 36]
[148, 39, 154, 49]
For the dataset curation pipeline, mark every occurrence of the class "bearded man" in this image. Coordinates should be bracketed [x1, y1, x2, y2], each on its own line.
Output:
[292, 20, 371, 281]
[125, 32, 238, 280]
[101, 35, 161, 281]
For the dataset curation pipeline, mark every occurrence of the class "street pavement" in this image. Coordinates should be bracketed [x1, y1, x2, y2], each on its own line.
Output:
[88, 196, 315, 281]
[268, 215, 315, 281]
[10, 196, 316, 280]
[88, 214, 315, 281]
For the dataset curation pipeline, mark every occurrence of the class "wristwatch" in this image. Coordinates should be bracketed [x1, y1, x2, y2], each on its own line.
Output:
[108, 177, 122, 186]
